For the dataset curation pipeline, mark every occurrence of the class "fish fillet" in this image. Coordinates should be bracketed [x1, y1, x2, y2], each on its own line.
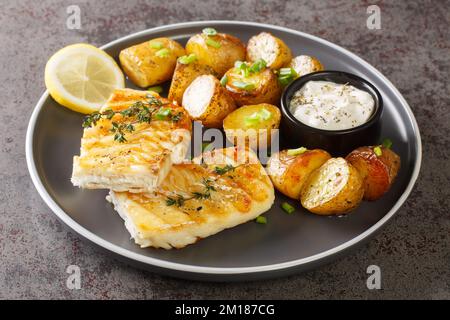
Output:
[72, 88, 192, 193]
[108, 147, 275, 249]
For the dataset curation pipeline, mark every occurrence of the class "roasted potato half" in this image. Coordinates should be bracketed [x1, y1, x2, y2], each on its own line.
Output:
[266, 148, 331, 199]
[223, 62, 282, 106]
[185, 31, 246, 77]
[289, 55, 324, 78]
[119, 37, 185, 88]
[223, 104, 281, 149]
[168, 58, 217, 105]
[301, 157, 364, 215]
[346, 146, 400, 201]
[246, 32, 293, 69]
[182, 75, 236, 128]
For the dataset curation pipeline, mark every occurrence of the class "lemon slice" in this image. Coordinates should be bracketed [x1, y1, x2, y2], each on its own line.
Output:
[45, 43, 125, 114]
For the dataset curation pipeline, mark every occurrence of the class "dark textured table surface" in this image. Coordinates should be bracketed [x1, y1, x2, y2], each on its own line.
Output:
[1, 0, 448, 299]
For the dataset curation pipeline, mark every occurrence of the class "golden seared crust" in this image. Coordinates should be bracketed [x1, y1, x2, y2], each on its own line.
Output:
[224, 67, 282, 106]
[246, 32, 292, 69]
[168, 60, 217, 105]
[185, 33, 246, 77]
[300, 158, 364, 215]
[119, 37, 185, 87]
[266, 149, 331, 200]
[109, 147, 275, 249]
[289, 55, 324, 78]
[71, 88, 192, 193]
[346, 146, 400, 201]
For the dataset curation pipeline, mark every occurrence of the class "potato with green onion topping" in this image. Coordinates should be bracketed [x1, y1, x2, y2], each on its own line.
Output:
[223, 103, 281, 149]
[185, 28, 246, 77]
[223, 60, 282, 106]
[246, 32, 293, 70]
[289, 55, 324, 78]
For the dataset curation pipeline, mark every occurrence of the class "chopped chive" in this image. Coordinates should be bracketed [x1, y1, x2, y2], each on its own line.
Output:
[231, 81, 255, 90]
[249, 59, 267, 73]
[234, 60, 245, 68]
[147, 86, 163, 94]
[255, 216, 267, 224]
[278, 67, 298, 86]
[155, 48, 170, 58]
[154, 108, 171, 120]
[374, 146, 382, 156]
[202, 27, 218, 36]
[149, 41, 163, 49]
[178, 53, 197, 64]
[281, 202, 295, 214]
[244, 108, 272, 126]
[287, 147, 307, 156]
[220, 75, 228, 86]
[382, 138, 393, 149]
[206, 38, 221, 48]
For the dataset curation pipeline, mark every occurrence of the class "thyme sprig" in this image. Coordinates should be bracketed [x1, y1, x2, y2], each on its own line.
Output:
[213, 164, 235, 175]
[166, 178, 216, 207]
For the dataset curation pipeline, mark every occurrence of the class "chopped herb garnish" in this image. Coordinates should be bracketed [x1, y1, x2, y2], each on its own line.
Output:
[214, 164, 235, 175]
[281, 202, 295, 214]
[287, 147, 307, 156]
[232, 81, 255, 90]
[206, 38, 221, 48]
[255, 216, 267, 224]
[249, 59, 267, 73]
[178, 53, 197, 64]
[155, 48, 170, 58]
[382, 138, 393, 149]
[148, 86, 163, 93]
[374, 146, 382, 156]
[202, 27, 218, 36]
[154, 107, 171, 120]
[220, 74, 228, 86]
[278, 67, 297, 86]
[149, 41, 164, 49]
[165, 178, 216, 207]
[244, 108, 272, 126]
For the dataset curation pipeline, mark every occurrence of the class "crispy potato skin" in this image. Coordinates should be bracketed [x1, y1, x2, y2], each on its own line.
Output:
[168, 61, 217, 105]
[223, 104, 281, 149]
[246, 32, 293, 69]
[224, 67, 282, 106]
[346, 146, 401, 201]
[182, 75, 236, 128]
[185, 33, 246, 77]
[119, 38, 185, 88]
[289, 55, 324, 78]
[301, 158, 364, 215]
[266, 149, 331, 199]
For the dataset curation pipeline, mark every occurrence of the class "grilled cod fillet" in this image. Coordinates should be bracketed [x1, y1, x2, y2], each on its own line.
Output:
[108, 147, 275, 249]
[72, 89, 192, 193]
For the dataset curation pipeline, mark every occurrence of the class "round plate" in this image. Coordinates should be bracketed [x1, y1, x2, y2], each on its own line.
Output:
[26, 21, 421, 281]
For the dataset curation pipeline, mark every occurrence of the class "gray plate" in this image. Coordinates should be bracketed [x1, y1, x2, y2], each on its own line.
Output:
[26, 21, 421, 281]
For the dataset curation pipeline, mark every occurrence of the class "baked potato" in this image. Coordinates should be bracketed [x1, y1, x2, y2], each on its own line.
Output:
[300, 157, 364, 215]
[266, 148, 331, 199]
[185, 29, 246, 77]
[246, 32, 292, 69]
[223, 103, 281, 149]
[223, 61, 282, 106]
[289, 55, 324, 78]
[168, 57, 217, 105]
[346, 146, 401, 201]
[119, 37, 185, 88]
[182, 74, 236, 128]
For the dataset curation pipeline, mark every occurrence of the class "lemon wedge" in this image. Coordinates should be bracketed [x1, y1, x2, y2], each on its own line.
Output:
[45, 43, 125, 114]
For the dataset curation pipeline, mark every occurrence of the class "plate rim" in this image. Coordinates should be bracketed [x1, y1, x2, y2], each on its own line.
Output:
[26, 20, 422, 275]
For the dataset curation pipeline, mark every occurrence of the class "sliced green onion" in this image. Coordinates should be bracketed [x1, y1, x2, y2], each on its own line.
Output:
[382, 138, 393, 149]
[281, 202, 295, 214]
[249, 59, 267, 73]
[178, 53, 197, 64]
[255, 216, 267, 224]
[202, 142, 213, 152]
[374, 146, 382, 156]
[155, 48, 170, 58]
[244, 108, 271, 126]
[220, 75, 228, 87]
[147, 86, 163, 94]
[154, 108, 171, 120]
[206, 38, 221, 48]
[232, 81, 255, 90]
[149, 41, 163, 49]
[278, 75, 292, 86]
[287, 147, 307, 156]
[278, 68, 298, 86]
[234, 60, 246, 68]
[202, 27, 218, 36]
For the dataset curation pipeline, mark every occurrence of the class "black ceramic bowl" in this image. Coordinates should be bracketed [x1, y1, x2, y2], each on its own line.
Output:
[280, 71, 383, 156]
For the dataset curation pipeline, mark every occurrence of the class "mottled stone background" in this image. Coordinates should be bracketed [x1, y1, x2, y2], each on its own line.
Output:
[0, 0, 448, 299]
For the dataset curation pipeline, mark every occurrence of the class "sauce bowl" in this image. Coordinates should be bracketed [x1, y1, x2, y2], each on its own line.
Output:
[280, 71, 383, 155]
